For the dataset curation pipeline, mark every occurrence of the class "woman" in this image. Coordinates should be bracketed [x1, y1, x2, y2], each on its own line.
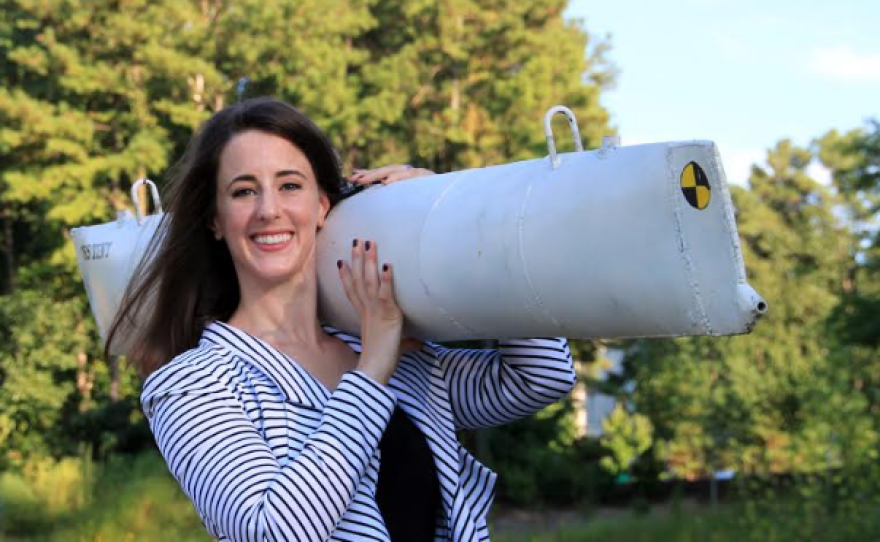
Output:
[110, 97, 575, 542]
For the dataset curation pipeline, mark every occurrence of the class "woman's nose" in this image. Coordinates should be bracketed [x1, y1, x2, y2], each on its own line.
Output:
[257, 191, 280, 220]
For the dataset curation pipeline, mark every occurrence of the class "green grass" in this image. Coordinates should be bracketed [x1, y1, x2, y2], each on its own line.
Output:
[0, 452, 209, 542]
[2, 452, 879, 541]
[494, 498, 880, 542]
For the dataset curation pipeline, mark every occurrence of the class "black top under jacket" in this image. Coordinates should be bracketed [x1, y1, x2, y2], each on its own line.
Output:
[376, 407, 440, 541]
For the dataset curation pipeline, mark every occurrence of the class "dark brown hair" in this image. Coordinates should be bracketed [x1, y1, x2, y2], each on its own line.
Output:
[107, 97, 345, 377]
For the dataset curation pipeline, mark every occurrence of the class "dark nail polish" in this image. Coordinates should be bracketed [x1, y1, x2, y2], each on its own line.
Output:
[337, 260, 342, 269]
[371, 180, 383, 185]
[352, 239, 358, 247]
[382, 263, 389, 272]
[365, 240, 371, 251]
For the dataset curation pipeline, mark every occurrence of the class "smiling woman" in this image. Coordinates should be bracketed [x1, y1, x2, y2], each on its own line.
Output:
[107, 97, 576, 542]
[212, 131, 330, 291]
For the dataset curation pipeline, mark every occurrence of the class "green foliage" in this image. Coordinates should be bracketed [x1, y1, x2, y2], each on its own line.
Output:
[0, 451, 209, 540]
[0, 290, 90, 459]
[819, 122, 880, 422]
[599, 405, 653, 476]
[0, 453, 92, 535]
[481, 397, 586, 506]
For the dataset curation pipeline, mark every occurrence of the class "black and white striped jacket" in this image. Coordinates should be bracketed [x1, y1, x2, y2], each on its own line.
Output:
[142, 321, 575, 541]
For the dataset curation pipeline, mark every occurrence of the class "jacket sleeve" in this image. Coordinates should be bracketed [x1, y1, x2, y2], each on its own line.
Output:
[141, 352, 395, 542]
[431, 338, 576, 430]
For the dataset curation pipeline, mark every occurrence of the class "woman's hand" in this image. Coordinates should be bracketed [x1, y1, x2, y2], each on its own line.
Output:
[337, 238, 404, 385]
[348, 164, 434, 186]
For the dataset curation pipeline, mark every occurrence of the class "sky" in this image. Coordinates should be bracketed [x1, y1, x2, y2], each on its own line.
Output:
[564, 0, 880, 185]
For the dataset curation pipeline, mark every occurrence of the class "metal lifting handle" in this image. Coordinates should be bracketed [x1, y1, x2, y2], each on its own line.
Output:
[544, 105, 584, 169]
[130, 178, 163, 224]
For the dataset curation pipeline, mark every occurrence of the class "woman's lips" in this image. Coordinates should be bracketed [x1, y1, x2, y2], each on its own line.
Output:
[251, 232, 294, 251]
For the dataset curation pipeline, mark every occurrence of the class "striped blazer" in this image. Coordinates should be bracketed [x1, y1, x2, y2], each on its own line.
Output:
[142, 321, 575, 541]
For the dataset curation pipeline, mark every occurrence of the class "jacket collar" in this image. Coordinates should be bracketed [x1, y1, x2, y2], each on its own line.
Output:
[201, 321, 330, 409]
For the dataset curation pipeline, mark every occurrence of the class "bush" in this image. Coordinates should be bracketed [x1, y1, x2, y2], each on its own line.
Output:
[0, 451, 209, 541]
[0, 454, 92, 535]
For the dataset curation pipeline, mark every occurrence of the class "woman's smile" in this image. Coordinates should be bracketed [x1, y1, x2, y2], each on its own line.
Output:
[252, 231, 295, 251]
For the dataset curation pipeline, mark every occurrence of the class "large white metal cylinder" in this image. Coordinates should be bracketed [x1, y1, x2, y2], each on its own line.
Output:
[317, 139, 766, 340]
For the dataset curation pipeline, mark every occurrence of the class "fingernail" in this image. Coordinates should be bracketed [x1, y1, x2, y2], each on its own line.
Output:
[365, 240, 371, 251]
[382, 263, 389, 272]
[371, 180, 383, 185]
[352, 239, 358, 247]
[337, 260, 342, 268]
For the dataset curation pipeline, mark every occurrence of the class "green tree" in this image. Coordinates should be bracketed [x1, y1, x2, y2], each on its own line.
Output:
[818, 120, 880, 423]
[0, 0, 232, 460]
[343, 0, 615, 171]
[599, 404, 653, 476]
[622, 140, 873, 479]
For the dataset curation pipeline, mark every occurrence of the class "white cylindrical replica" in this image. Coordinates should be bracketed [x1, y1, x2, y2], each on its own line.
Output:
[317, 108, 766, 340]
[71, 180, 164, 354]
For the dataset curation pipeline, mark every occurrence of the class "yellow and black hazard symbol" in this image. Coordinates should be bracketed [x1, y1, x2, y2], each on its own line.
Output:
[680, 161, 711, 210]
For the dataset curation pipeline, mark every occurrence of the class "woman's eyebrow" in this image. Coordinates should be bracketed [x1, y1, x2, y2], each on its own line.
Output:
[226, 169, 306, 186]
[276, 169, 307, 179]
[228, 173, 257, 184]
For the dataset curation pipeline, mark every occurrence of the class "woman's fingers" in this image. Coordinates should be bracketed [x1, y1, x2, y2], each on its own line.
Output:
[337, 259, 362, 313]
[377, 262, 396, 306]
[362, 239, 380, 299]
[349, 238, 366, 303]
[348, 165, 400, 184]
[340, 238, 397, 317]
[348, 164, 435, 186]
[381, 167, 434, 185]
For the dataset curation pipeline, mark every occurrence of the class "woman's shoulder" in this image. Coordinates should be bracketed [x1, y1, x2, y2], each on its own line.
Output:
[141, 339, 233, 407]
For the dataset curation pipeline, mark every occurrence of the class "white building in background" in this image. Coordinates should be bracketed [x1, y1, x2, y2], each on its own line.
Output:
[571, 348, 625, 438]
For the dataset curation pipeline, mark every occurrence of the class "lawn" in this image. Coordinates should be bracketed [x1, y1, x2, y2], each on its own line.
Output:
[2, 452, 879, 541]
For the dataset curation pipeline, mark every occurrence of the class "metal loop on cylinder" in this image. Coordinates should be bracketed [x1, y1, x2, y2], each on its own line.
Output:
[544, 105, 584, 170]
[130, 178, 163, 224]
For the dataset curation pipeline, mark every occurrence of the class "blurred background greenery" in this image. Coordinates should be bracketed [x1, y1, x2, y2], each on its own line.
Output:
[1, 0, 878, 540]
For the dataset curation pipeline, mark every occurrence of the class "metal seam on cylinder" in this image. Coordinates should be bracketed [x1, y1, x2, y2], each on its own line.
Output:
[518, 183, 563, 330]
[667, 146, 713, 335]
[417, 173, 479, 337]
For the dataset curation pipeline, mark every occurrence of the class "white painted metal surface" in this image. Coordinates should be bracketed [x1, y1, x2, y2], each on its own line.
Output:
[317, 125, 766, 340]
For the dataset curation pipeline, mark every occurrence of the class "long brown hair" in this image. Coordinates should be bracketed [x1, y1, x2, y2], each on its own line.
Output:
[107, 98, 345, 377]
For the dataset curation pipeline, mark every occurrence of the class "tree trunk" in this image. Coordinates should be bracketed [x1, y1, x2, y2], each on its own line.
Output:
[1, 207, 16, 293]
[76, 350, 93, 411]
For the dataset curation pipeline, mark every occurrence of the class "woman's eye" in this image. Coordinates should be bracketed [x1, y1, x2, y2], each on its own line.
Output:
[232, 188, 256, 198]
[281, 182, 301, 191]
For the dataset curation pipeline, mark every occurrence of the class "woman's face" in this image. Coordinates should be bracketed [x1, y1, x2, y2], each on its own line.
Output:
[213, 130, 330, 290]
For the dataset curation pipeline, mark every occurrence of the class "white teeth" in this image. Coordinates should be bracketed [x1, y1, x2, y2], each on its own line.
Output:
[253, 233, 293, 245]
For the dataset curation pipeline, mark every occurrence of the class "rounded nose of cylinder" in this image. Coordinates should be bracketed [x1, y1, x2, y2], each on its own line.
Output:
[737, 283, 768, 318]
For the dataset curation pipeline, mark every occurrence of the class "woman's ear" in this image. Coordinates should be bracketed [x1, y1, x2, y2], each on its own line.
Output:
[209, 219, 222, 240]
[317, 193, 330, 230]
